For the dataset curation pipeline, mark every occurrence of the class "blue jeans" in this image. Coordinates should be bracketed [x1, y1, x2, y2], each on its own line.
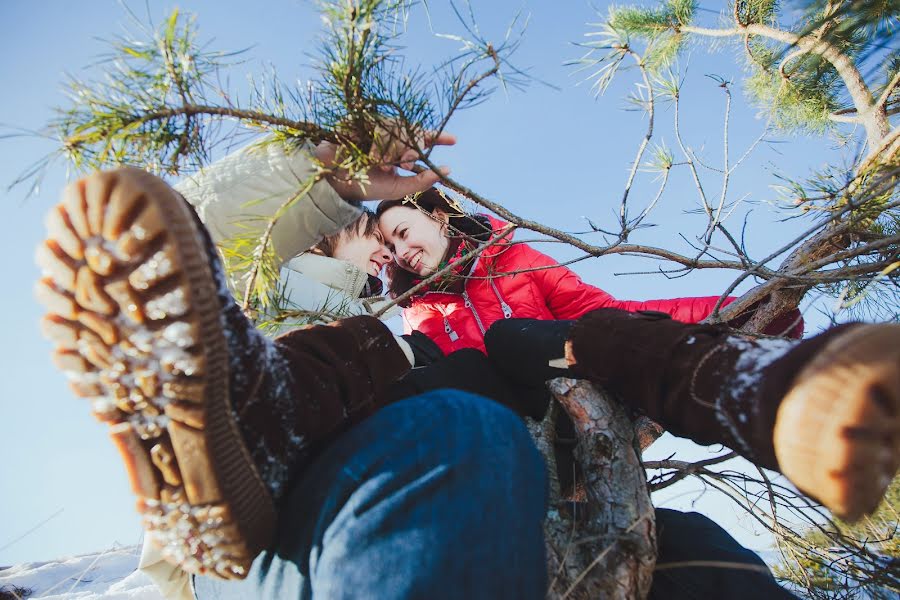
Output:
[651, 509, 798, 599]
[193, 390, 549, 600]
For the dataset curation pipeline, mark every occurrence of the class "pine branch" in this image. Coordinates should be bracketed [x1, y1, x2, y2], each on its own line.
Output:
[60, 105, 332, 164]
[711, 168, 900, 323]
[876, 69, 900, 112]
[679, 21, 889, 146]
[135, 106, 330, 139]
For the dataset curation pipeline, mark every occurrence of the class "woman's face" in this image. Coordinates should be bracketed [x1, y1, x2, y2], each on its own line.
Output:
[378, 205, 449, 277]
[332, 221, 392, 277]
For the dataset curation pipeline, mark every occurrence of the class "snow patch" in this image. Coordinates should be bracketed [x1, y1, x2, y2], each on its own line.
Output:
[729, 336, 793, 399]
[0, 546, 163, 599]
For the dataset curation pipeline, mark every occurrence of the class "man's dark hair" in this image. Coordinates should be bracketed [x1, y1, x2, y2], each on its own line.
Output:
[312, 207, 379, 257]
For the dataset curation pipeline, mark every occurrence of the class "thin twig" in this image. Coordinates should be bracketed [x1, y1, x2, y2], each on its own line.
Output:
[619, 48, 655, 233]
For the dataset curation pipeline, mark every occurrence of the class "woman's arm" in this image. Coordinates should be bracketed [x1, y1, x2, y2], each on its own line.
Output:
[515, 244, 619, 320]
[521, 244, 802, 335]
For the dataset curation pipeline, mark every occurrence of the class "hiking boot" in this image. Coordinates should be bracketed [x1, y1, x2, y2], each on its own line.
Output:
[564, 309, 900, 521]
[36, 168, 409, 579]
[773, 324, 900, 520]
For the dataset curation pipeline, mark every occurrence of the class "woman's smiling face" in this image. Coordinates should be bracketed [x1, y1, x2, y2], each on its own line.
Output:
[378, 205, 449, 277]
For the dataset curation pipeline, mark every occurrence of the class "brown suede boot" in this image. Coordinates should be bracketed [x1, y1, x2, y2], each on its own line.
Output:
[566, 309, 900, 521]
[36, 168, 409, 579]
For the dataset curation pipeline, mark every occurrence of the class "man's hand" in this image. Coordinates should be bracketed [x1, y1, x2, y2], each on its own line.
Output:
[315, 129, 456, 202]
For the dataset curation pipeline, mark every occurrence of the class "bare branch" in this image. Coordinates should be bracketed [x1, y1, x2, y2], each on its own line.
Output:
[646, 451, 738, 491]
[706, 78, 733, 242]
[875, 68, 900, 113]
[673, 83, 711, 216]
[618, 48, 655, 233]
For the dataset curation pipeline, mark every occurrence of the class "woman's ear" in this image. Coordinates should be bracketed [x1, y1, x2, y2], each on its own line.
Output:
[431, 208, 451, 237]
[432, 208, 450, 224]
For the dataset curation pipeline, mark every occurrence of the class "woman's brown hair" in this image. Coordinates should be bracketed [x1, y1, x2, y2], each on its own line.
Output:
[376, 189, 493, 300]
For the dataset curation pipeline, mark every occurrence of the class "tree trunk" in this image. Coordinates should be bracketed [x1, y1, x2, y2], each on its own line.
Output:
[535, 378, 656, 600]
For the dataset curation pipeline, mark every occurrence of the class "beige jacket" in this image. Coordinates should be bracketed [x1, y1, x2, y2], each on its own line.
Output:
[173, 139, 362, 291]
[138, 140, 406, 600]
[271, 253, 400, 334]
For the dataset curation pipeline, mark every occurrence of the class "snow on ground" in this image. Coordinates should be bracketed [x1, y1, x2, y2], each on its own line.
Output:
[0, 545, 792, 599]
[0, 546, 162, 599]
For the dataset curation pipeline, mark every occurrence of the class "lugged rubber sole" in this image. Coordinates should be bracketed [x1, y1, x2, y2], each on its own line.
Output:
[36, 168, 275, 579]
[774, 324, 900, 521]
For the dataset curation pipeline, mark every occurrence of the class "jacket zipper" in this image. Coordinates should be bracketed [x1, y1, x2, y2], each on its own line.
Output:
[488, 278, 513, 319]
[420, 252, 500, 342]
[420, 290, 463, 342]
[462, 290, 486, 334]
[443, 315, 459, 342]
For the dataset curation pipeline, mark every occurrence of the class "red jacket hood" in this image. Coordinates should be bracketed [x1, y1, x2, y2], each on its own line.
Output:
[474, 215, 516, 260]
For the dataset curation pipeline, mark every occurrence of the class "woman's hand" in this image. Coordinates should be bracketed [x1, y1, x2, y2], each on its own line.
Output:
[315, 127, 455, 202]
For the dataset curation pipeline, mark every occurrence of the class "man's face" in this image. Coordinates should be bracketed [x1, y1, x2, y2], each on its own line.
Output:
[332, 220, 392, 277]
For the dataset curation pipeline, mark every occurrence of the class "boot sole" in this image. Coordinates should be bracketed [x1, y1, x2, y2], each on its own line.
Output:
[774, 324, 900, 521]
[36, 168, 275, 579]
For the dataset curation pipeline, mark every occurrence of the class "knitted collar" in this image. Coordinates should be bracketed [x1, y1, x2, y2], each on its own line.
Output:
[283, 253, 383, 299]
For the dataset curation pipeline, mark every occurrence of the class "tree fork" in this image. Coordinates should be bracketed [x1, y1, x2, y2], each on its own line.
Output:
[535, 379, 656, 600]
[735, 150, 898, 333]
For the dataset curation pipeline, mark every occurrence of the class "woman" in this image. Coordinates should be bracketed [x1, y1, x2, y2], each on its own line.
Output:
[376, 189, 822, 600]
[376, 189, 802, 358]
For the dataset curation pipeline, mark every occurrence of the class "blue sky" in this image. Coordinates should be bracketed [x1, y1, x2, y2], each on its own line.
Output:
[1, 0, 848, 566]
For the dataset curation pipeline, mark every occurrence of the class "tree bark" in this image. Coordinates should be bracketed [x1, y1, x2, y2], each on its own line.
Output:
[536, 379, 656, 600]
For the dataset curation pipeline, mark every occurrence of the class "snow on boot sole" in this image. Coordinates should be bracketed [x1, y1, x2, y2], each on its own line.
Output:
[36, 168, 275, 579]
[774, 324, 900, 521]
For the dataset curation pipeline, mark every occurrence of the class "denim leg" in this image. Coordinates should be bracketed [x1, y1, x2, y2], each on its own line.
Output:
[194, 390, 548, 600]
[649, 509, 798, 600]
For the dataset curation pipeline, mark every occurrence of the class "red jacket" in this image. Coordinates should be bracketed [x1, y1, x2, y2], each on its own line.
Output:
[402, 217, 763, 355]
